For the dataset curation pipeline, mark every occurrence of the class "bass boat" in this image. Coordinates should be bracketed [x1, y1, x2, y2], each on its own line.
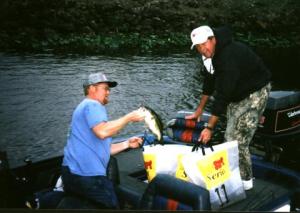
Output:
[0, 90, 299, 211]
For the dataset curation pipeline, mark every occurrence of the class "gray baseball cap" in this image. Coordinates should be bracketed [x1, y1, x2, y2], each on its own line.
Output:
[83, 72, 118, 88]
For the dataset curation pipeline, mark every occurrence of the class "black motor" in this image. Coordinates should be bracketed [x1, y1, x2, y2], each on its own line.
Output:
[256, 90, 300, 136]
[252, 90, 300, 171]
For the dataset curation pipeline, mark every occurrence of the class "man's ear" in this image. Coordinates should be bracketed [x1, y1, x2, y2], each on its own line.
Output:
[88, 85, 96, 94]
[212, 37, 216, 44]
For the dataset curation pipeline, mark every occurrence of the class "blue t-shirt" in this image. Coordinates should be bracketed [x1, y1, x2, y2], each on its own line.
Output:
[62, 98, 112, 176]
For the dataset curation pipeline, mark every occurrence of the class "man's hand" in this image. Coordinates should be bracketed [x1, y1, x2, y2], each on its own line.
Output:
[199, 128, 212, 144]
[128, 136, 143, 148]
[185, 113, 201, 122]
[126, 109, 146, 122]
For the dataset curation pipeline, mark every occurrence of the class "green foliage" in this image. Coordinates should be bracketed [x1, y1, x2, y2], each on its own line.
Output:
[0, 0, 299, 54]
[0, 30, 298, 55]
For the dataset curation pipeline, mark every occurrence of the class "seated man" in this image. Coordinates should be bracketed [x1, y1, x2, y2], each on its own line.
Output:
[61, 72, 145, 209]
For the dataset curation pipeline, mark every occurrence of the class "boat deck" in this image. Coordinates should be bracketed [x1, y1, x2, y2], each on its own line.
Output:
[223, 179, 288, 211]
[114, 148, 291, 211]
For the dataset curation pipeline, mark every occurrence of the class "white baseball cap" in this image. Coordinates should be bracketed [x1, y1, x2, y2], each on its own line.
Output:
[190, 26, 214, 50]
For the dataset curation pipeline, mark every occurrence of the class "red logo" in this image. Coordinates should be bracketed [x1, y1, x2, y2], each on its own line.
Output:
[213, 157, 224, 170]
[144, 160, 152, 169]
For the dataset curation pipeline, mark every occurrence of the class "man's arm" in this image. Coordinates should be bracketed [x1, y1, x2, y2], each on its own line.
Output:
[186, 94, 210, 120]
[199, 114, 219, 144]
[110, 136, 142, 155]
[92, 110, 144, 139]
[186, 65, 215, 120]
[207, 114, 219, 130]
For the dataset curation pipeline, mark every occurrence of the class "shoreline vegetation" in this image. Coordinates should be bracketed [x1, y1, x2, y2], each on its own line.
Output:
[0, 0, 299, 55]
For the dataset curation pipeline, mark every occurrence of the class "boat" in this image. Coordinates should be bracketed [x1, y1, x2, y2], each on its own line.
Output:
[0, 90, 299, 211]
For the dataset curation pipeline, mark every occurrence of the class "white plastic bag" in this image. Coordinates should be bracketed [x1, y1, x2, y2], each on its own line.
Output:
[143, 144, 192, 181]
[181, 141, 246, 210]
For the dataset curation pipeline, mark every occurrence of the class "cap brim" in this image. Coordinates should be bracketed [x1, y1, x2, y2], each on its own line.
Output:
[83, 81, 118, 88]
[107, 81, 118, 88]
[190, 44, 195, 50]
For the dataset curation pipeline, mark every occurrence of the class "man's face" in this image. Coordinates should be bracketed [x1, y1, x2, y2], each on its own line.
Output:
[195, 37, 216, 58]
[93, 83, 111, 105]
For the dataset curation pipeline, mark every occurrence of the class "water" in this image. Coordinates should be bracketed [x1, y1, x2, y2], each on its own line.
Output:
[0, 50, 299, 168]
[0, 53, 205, 167]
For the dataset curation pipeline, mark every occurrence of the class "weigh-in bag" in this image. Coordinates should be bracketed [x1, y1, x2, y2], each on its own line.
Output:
[143, 144, 192, 182]
[181, 141, 246, 210]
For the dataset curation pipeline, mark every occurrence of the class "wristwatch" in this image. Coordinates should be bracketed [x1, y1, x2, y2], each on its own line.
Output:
[204, 123, 214, 131]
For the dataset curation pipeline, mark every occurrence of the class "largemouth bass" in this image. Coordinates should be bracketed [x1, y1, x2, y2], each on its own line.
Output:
[140, 106, 164, 144]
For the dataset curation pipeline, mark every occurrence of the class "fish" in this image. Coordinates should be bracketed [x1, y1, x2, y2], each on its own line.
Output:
[140, 105, 164, 144]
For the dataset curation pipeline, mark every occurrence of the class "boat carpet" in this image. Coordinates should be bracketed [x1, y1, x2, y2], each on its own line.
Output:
[222, 178, 288, 211]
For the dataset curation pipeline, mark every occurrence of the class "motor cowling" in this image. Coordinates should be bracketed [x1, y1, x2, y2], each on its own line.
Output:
[252, 91, 300, 168]
[257, 91, 300, 136]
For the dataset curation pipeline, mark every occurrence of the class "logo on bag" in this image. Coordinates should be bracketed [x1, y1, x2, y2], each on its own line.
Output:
[213, 157, 224, 170]
[144, 160, 152, 169]
[196, 150, 231, 190]
[143, 154, 156, 181]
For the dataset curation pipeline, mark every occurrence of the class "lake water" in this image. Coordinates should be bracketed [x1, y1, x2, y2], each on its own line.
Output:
[0, 50, 299, 168]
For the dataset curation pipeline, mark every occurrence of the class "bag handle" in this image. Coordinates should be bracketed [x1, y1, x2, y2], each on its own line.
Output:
[192, 141, 214, 155]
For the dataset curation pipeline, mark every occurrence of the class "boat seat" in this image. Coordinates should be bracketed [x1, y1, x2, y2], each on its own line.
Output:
[112, 148, 149, 209]
[138, 174, 211, 210]
[29, 162, 121, 209]
[116, 174, 147, 209]
[106, 156, 120, 186]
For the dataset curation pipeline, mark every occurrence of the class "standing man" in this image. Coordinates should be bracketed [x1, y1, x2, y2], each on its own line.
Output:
[186, 25, 271, 190]
[61, 72, 145, 209]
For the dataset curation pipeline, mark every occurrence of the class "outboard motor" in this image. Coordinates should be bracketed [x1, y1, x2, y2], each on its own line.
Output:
[257, 91, 300, 135]
[252, 90, 300, 167]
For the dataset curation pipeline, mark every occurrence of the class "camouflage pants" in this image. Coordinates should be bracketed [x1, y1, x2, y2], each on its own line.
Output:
[224, 83, 271, 180]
